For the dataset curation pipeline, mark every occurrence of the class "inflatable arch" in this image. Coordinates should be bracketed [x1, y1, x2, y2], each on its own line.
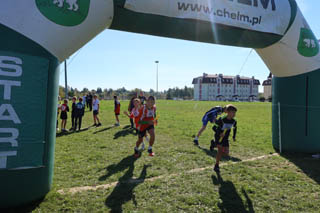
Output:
[1, 0, 319, 207]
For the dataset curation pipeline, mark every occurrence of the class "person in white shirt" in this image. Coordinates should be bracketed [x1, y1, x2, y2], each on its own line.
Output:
[92, 95, 101, 126]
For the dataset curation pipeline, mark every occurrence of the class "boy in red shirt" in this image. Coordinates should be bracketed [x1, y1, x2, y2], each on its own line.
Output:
[134, 96, 157, 157]
[114, 96, 121, 126]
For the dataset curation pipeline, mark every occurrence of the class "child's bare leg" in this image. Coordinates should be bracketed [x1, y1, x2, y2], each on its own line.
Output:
[136, 137, 143, 148]
[215, 145, 223, 165]
[63, 120, 67, 129]
[148, 129, 155, 147]
[96, 116, 100, 124]
[61, 120, 63, 130]
[115, 115, 119, 123]
[93, 115, 96, 124]
[196, 125, 207, 138]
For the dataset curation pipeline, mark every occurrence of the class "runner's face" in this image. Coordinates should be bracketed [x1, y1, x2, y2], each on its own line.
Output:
[227, 111, 236, 119]
[134, 100, 140, 108]
[147, 100, 155, 108]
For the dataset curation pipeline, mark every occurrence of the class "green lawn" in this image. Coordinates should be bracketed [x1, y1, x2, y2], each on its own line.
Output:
[6, 100, 320, 212]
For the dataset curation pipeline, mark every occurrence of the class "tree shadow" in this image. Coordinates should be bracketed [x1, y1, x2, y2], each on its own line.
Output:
[212, 174, 255, 213]
[113, 126, 136, 139]
[105, 164, 151, 212]
[281, 153, 320, 184]
[197, 146, 242, 162]
[93, 126, 116, 135]
[0, 197, 44, 213]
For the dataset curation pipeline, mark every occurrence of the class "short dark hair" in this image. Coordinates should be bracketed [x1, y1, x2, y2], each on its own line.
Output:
[226, 104, 237, 112]
[79, 97, 83, 102]
[148, 96, 155, 101]
[114, 95, 117, 99]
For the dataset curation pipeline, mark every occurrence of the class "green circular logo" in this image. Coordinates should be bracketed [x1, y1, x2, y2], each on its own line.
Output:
[36, 0, 90, 26]
[298, 28, 319, 57]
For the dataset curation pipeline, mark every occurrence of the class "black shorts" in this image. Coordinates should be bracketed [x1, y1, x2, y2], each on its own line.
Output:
[215, 136, 229, 147]
[138, 125, 154, 138]
[93, 110, 99, 115]
[60, 112, 67, 120]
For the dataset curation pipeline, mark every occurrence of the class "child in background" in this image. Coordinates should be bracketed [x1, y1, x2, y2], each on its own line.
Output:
[82, 95, 86, 109]
[134, 96, 157, 158]
[114, 96, 121, 126]
[60, 99, 69, 132]
[56, 96, 61, 131]
[92, 95, 101, 127]
[128, 96, 136, 128]
[70, 96, 77, 131]
[213, 105, 237, 173]
[75, 97, 85, 131]
[193, 106, 227, 146]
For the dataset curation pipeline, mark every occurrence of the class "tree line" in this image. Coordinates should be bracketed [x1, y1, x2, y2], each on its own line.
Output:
[59, 86, 194, 100]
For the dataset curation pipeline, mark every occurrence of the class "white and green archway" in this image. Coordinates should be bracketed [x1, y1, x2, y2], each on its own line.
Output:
[1, 0, 319, 208]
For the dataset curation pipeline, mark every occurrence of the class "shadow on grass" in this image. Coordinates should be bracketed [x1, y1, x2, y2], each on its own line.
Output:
[104, 161, 150, 212]
[212, 173, 254, 213]
[197, 146, 241, 162]
[99, 155, 137, 181]
[281, 153, 320, 184]
[56, 126, 91, 137]
[0, 197, 44, 213]
[93, 126, 116, 135]
[113, 125, 136, 139]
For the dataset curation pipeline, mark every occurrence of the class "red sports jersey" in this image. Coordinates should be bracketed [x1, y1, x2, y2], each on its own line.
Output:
[139, 105, 156, 131]
[130, 107, 141, 128]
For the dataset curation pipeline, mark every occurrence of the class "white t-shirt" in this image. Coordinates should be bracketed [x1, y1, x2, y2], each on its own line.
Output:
[93, 99, 100, 111]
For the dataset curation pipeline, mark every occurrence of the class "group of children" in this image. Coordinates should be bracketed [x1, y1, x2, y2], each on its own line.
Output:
[57, 93, 237, 172]
[57, 96, 85, 132]
[194, 104, 238, 173]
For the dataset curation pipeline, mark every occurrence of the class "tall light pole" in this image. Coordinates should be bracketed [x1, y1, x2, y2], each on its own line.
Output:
[155, 60, 159, 96]
[64, 60, 68, 99]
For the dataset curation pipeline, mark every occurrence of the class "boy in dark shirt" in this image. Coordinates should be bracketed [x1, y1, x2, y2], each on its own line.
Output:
[193, 106, 227, 146]
[70, 96, 77, 131]
[213, 105, 237, 173]
[75, 97, 85, 131]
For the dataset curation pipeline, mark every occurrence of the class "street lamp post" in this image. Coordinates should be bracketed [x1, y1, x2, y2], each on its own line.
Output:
[155, 61, 159, 97]
[64, 60, 68, 99]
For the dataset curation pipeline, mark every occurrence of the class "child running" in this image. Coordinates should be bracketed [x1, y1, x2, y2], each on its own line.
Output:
[60, 99, 70, 132]
[213, 105, 237, 173]
[114, 95, 121, 126]
[134, 96, 157, 158]
[93, 95, 102, 127]
[193, 106, 227, 146]
[75, 97, 85, 131]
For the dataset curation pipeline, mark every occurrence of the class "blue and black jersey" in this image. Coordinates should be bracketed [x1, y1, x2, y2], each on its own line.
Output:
[75, 102, 84, 117]
[213, 116, 237, 143]
[202, 106, 223, 126]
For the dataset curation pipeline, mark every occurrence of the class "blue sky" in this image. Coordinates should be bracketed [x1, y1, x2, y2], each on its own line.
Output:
[60, 0, 320, 93]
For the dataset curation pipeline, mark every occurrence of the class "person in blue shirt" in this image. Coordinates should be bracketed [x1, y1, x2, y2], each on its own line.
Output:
[75, 97, 85, 131]
[193, 106, 227, 146]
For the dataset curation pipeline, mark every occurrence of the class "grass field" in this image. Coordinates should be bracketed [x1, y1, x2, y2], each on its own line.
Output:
[6, 100, 320, 212]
